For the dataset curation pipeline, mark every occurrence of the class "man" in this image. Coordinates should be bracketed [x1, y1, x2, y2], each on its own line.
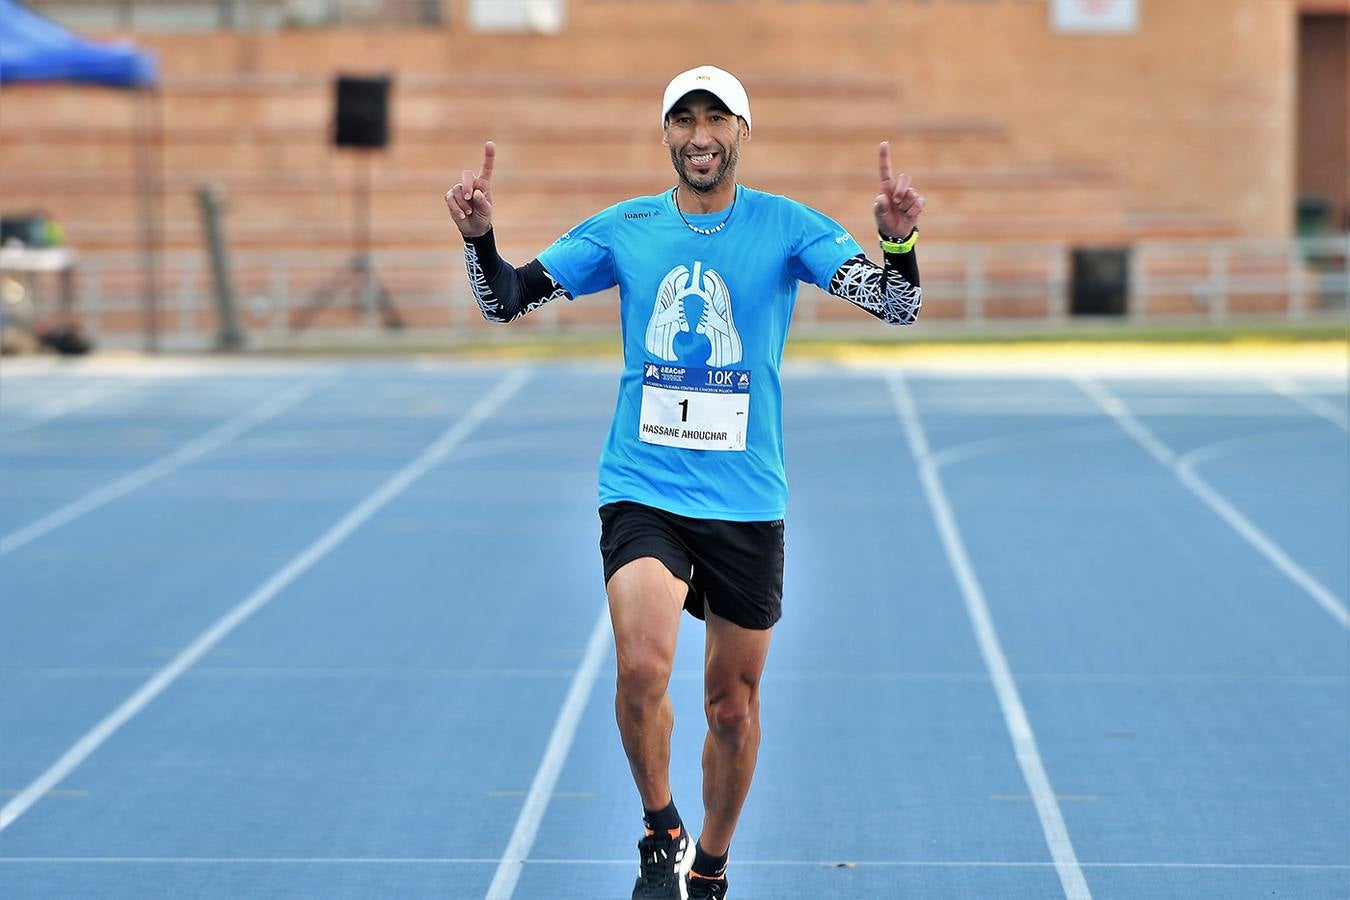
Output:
[446, 65, 923, 900]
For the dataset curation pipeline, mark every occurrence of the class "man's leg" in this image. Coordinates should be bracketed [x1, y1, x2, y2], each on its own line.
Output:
[607, 556, 688, 814]
[698, 608, 773, 857]
[609, 557, 692, 897]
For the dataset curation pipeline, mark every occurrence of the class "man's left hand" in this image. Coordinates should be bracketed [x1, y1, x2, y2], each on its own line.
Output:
[874, 141, 925, 238]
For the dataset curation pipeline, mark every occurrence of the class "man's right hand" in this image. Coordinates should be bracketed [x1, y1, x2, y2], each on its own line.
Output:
[445, 141, 495, 238]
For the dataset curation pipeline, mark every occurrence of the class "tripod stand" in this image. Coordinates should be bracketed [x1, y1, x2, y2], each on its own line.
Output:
[291, 152, 403, 333]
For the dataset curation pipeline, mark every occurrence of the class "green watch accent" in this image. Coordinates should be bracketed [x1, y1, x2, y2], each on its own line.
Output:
[880, 228, 918, 254]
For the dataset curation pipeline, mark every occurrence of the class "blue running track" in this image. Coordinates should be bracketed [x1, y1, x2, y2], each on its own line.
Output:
[1, 356, 1346, 899]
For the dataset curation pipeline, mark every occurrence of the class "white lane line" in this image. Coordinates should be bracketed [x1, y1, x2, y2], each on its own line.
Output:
[1072, 378, 1176, 466]
[0, 857, 1345, 870]
[1267, 378, 1349, 432]
[1177, 440, 1349, 629]
[1076, 377, 1349, 629]
[484, 602, 613, 900]
[886, 372, 1092, 900]
[0, 373, 335, 556]
[6, 667, 1346, 687]
[0, 368, 531, 834]
[0, 379, 144, 438]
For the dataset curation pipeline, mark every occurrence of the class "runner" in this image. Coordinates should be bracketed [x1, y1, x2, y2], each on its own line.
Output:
[446, 65, 923, 899]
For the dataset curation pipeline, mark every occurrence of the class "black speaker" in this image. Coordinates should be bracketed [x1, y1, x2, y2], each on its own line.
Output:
[334, 75, 390, 149]
[1070, 247, 1130, 316]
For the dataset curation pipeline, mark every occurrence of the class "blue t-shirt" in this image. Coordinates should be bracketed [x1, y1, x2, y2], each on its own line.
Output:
[538, 185, 862, 521]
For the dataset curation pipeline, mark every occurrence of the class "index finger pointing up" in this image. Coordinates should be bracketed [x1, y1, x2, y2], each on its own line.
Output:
[878, 141, 893, 186]
[481, 140, 496, 183]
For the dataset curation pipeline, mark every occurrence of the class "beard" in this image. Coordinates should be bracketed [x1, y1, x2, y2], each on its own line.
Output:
[670, 139, 740, 193]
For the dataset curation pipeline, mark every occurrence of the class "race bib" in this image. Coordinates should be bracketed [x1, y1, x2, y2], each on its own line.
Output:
[639, 364, 750, 452]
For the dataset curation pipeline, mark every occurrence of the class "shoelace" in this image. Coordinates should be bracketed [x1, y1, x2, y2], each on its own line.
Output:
[636, 838, 681, 891]
[639, 859, 673, 884]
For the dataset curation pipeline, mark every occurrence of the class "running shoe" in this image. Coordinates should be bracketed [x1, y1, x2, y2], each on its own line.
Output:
[631, 827, 690, 899]
[686, 870, 729, 899]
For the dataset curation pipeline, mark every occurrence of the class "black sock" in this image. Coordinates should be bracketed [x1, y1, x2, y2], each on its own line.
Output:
[691, 841, 728, 878]
[642, 799, 682, 836]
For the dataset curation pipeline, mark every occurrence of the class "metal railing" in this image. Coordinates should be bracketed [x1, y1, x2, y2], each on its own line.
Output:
[1129, 235, 1350, 322]
[4, 236, 1346, 351]
[25, 0, 444, 30]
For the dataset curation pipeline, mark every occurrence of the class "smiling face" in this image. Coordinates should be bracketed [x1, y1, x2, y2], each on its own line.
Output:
[663, 90, 750, 194]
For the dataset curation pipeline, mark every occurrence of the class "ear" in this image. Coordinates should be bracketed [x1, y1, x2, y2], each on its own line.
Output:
[739, 118, 751, 141]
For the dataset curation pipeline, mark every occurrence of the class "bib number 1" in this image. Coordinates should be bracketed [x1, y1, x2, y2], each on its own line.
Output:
[639, 364, 750, 452]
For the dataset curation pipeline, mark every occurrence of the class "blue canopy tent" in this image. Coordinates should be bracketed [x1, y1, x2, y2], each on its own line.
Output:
[0, 0, 163, 349]
[0, 0, 157, 87]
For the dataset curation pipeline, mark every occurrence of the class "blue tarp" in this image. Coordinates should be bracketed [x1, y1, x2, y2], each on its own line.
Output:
[0, 0, 156, 88]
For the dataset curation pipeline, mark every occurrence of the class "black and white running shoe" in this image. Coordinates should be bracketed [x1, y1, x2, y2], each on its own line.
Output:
[686, 870, 729, 899]
[631, 827, 691, 899]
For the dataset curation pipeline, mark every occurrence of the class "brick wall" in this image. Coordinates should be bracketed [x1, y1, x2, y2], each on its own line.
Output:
[0, 0, 1301, 251]
[0, 0, 1314, 335]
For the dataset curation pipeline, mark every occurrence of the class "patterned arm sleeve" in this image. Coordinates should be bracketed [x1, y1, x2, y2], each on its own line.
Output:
[463, 229, 570, 323]
[827, 245, 922, 326]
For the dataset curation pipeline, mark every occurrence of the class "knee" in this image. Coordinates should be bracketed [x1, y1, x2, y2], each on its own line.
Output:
[615, 651, 672, 709]
[705, 688, 757, 746]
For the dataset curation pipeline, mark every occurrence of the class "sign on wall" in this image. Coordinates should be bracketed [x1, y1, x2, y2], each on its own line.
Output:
[468, 0, 566, 34]
[1050, 0, 1139, 35]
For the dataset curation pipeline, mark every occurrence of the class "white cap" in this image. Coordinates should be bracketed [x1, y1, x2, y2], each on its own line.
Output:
[660, 65, 752, 133]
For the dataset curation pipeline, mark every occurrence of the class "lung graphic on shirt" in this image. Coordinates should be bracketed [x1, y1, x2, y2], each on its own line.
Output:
[645, 261, 742, 367]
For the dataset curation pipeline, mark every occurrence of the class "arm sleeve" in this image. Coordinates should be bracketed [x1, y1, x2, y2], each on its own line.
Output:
[827, 245, 922, 326]
[463, 229, 571, 323]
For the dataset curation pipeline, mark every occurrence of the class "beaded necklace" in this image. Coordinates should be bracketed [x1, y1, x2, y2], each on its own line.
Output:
[673, 186, 737, 235]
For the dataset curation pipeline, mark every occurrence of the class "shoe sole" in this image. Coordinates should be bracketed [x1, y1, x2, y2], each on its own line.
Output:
[677, 832, 692, 900]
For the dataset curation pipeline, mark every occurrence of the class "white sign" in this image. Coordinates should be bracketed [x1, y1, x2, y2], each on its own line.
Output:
[468, 0, 565, 35]
[639, 364, 750, 452]
[1050, 0, 1139, 35]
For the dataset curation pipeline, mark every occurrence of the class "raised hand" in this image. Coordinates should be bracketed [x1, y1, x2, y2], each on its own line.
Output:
[445, 141, 496, 238]
[873, 141, 924, 238]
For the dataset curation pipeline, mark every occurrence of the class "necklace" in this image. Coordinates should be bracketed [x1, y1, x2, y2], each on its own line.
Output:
[673, 187, 737, 235]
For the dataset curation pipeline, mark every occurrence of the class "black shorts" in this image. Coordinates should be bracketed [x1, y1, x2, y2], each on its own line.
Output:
[599, 501, 785, 630]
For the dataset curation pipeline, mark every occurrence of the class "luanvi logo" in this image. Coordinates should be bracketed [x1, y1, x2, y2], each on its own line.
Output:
[625, 211, 660, 220]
